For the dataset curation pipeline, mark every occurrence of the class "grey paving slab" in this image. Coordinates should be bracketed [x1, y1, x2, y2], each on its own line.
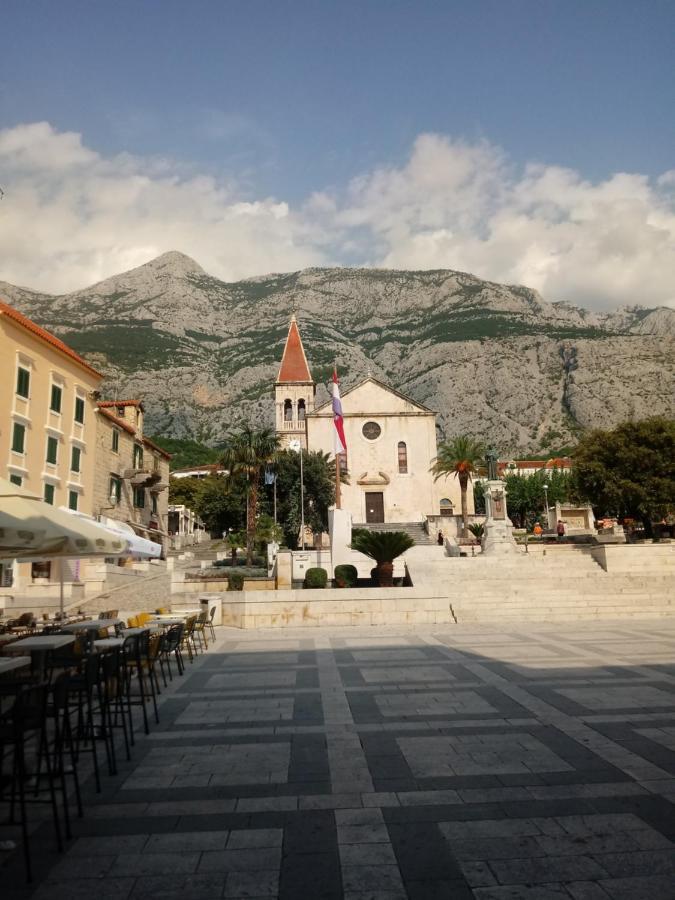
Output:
[7, 619, 675, 900]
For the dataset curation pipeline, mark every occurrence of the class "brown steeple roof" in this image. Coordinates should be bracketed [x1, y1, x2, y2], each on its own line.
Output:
[276, 315, 313, 383]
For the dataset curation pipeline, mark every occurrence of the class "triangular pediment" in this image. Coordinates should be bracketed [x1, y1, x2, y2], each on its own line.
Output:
[313, 376, 434, 416]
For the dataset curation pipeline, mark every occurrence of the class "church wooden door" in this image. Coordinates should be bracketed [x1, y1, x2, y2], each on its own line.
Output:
[365, 492, 385, 523]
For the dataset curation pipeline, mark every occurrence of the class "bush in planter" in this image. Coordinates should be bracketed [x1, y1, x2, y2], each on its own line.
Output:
[350, 529, 414, 587]
[228, 572, 245, 591]
[334, 564, 358, 588]
[304, 567, 328, 589]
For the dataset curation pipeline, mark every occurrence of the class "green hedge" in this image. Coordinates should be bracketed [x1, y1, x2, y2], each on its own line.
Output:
[334, 564, 358, 588]
[304, 567, 328, 589]
[228, 572, 245, 591]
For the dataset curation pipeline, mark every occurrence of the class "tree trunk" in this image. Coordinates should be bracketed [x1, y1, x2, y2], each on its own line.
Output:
[460, 474, 469, 538]
[246, 481, 257, 566]
[376, 562, 394, 587]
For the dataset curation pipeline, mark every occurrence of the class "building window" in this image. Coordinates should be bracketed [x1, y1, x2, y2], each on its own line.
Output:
[44, 483, 55, 505]
[11, 422, 26, 454]
[46, 436, 59, 465]
[151, 492, 158, 515]
[298, 399, 306, 421]
[112, 429, 119, 453]
[397, 441, 408, 474]
[0, 562, 13, 588]
[50, 384, 63, 413]
[31, 561, 51, 580]
[68, 490, 79, 511]
[9, 474, 22, 486]
[71, 446, 81, 472]
[362, 421, 381, 441]
[284, 399, 293, 421]
[74, 396, 85, 424]
[109, 476, 122, 504]
[440, 498, 454, 517]
[16, 366, 30, 398]
[133, 486, 145, 508]
[133, 444, 144, 469]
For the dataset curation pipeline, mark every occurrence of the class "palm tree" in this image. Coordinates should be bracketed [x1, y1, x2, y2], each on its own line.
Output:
[350, 529, 414, 587]
[431, 435, 486, 538]
[221, 426, 280, 565]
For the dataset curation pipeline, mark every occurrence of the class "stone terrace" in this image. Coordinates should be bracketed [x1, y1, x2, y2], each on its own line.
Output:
[5, 620, 675, 899]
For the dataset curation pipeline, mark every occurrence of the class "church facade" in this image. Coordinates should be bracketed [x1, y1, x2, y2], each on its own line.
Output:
[274, 318, 466, 525]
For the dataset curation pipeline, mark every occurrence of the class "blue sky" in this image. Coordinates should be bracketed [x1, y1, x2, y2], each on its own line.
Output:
[1, 1, 674, 308]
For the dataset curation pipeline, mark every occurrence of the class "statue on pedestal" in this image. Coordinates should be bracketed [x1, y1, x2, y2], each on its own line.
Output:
[481, 445, 519, 556]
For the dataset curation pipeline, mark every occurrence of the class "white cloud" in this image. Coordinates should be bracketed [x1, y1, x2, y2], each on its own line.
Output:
[1, 123, 674, 310]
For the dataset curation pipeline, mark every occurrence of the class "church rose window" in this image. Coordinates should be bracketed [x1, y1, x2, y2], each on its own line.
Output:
[284, 399, 293, 421]
[362, 421, 381, 440]
[397, 441, 408, 473]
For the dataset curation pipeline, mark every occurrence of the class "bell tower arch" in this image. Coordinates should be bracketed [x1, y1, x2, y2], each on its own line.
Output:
[274, 315, 315, 449]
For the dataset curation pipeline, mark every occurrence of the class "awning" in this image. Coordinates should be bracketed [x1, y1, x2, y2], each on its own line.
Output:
[98, 516, 162, 558]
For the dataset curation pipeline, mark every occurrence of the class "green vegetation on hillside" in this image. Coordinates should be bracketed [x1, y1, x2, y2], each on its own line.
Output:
[149, 436, 221, 470]
[66, 325, 193, 370]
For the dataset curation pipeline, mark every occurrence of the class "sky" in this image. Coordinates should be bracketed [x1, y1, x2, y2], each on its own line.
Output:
[1, 0, 674, 310]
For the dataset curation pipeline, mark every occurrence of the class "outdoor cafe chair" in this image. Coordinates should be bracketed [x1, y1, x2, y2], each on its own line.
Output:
[158, 624, 185, 683]
[0, 682, 63, 882]
[181, 616, 199, 663]
[193, 611, 209, 651]
[208, 606, 217, 641]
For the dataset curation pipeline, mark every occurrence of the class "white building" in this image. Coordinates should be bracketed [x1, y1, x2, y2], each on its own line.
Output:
[274, 318, 465, 526]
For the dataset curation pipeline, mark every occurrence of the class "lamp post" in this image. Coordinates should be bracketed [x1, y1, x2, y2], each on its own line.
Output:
[543, 481, 549, 527]
[289, 440, 305, 550]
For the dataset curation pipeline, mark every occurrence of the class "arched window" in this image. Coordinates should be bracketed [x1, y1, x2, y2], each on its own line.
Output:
[297, 399, 306, 421]
[284, 399, 293, 421]
[397, 441, 408, 474]
[440, 498, 453, 517]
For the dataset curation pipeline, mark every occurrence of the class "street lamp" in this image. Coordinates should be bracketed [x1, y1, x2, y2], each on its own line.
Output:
[543, 481, 549, 526]
[289, 439, 305, 550]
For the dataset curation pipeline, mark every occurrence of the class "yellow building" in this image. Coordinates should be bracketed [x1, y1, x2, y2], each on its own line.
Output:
[1, 298, 102, 510]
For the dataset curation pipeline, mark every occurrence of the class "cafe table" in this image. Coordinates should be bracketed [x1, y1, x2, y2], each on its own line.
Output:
[0, 656, 31, 675]
[94, 637, 125, 650]
[7, 634, 75, 677]
[61, 619, 123, 633]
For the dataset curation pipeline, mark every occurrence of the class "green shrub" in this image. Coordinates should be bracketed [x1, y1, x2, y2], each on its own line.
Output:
[304, 567, 328, 589]
[228, 572, 245, 591]
[334, 564, 358, 588]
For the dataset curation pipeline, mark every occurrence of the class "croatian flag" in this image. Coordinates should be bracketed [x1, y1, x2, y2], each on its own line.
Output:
[332, 367, 347, 456]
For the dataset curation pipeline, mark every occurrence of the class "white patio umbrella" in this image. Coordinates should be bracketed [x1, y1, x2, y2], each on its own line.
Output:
[0, 477, 130, 617]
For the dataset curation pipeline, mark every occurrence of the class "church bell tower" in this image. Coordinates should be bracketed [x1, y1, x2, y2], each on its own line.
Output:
[274, 315, 315, 449]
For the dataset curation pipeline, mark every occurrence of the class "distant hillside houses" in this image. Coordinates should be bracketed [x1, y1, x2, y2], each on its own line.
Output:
[497, 457, 573, 478]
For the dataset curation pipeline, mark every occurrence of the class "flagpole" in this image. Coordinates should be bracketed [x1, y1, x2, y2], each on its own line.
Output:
[335, 451, 341, 510]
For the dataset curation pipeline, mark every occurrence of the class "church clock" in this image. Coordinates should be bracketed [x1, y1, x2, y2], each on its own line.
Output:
[362, 421, 381, 440]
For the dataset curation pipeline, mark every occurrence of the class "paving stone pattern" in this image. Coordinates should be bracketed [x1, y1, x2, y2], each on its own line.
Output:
[6, 620, 675, 899]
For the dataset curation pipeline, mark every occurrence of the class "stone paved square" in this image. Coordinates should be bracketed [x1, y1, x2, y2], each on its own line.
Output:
[4, 619, 675, 900]
[397, 732, 574, 777]
[375, 689, 498, 717]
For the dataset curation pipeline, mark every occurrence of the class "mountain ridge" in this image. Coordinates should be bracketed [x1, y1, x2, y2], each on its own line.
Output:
[1, 252, 673, 453]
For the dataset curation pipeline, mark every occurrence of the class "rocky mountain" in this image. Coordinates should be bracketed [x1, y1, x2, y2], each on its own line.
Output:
[1, 251, 673, 453]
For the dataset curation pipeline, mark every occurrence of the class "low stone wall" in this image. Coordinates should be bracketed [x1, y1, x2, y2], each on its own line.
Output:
[219, 586, 453, 629]
[175, 575, 276, 594]
[590, 543, 674, 573]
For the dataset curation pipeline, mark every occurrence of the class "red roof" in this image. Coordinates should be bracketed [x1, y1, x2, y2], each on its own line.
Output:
[98, 399, 143, 409]
[142, 435, 172, 460]
[0, 298, 102, 378]
[276, 316, 313, 383]
[97, 405, 137, 436]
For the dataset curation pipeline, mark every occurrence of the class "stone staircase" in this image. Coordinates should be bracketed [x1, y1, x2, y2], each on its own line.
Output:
[353, 521, 437, 545]
[404, 543, 675, 623]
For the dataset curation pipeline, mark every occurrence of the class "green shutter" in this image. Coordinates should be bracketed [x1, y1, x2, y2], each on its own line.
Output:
[112, 430, 119, 452]
[50, 384, 62, 413]
[74, 397, 85, 424]
[44, 483, 55, 505]
[16, 367, 30, 398]
[9, 474, 22, 486]
[68, 490, 78, 511]
[46, 436, 58, 465]
[71, 446, 81, 472]
[11, 423, 25, 453]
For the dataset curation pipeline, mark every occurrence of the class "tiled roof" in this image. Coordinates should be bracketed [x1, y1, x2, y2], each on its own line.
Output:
[97, 399, 143, 409]
[142, 435, 172, 460]
[96, 405, 136, 436]
[0, 298, 103, 378]
[277, 315, 313, 383]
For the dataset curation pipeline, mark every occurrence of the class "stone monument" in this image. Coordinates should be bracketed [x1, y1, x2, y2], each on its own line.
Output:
[482, 448, 519, 556]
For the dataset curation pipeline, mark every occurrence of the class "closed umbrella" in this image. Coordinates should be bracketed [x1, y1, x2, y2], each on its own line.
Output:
[0, 477, 129, 617]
